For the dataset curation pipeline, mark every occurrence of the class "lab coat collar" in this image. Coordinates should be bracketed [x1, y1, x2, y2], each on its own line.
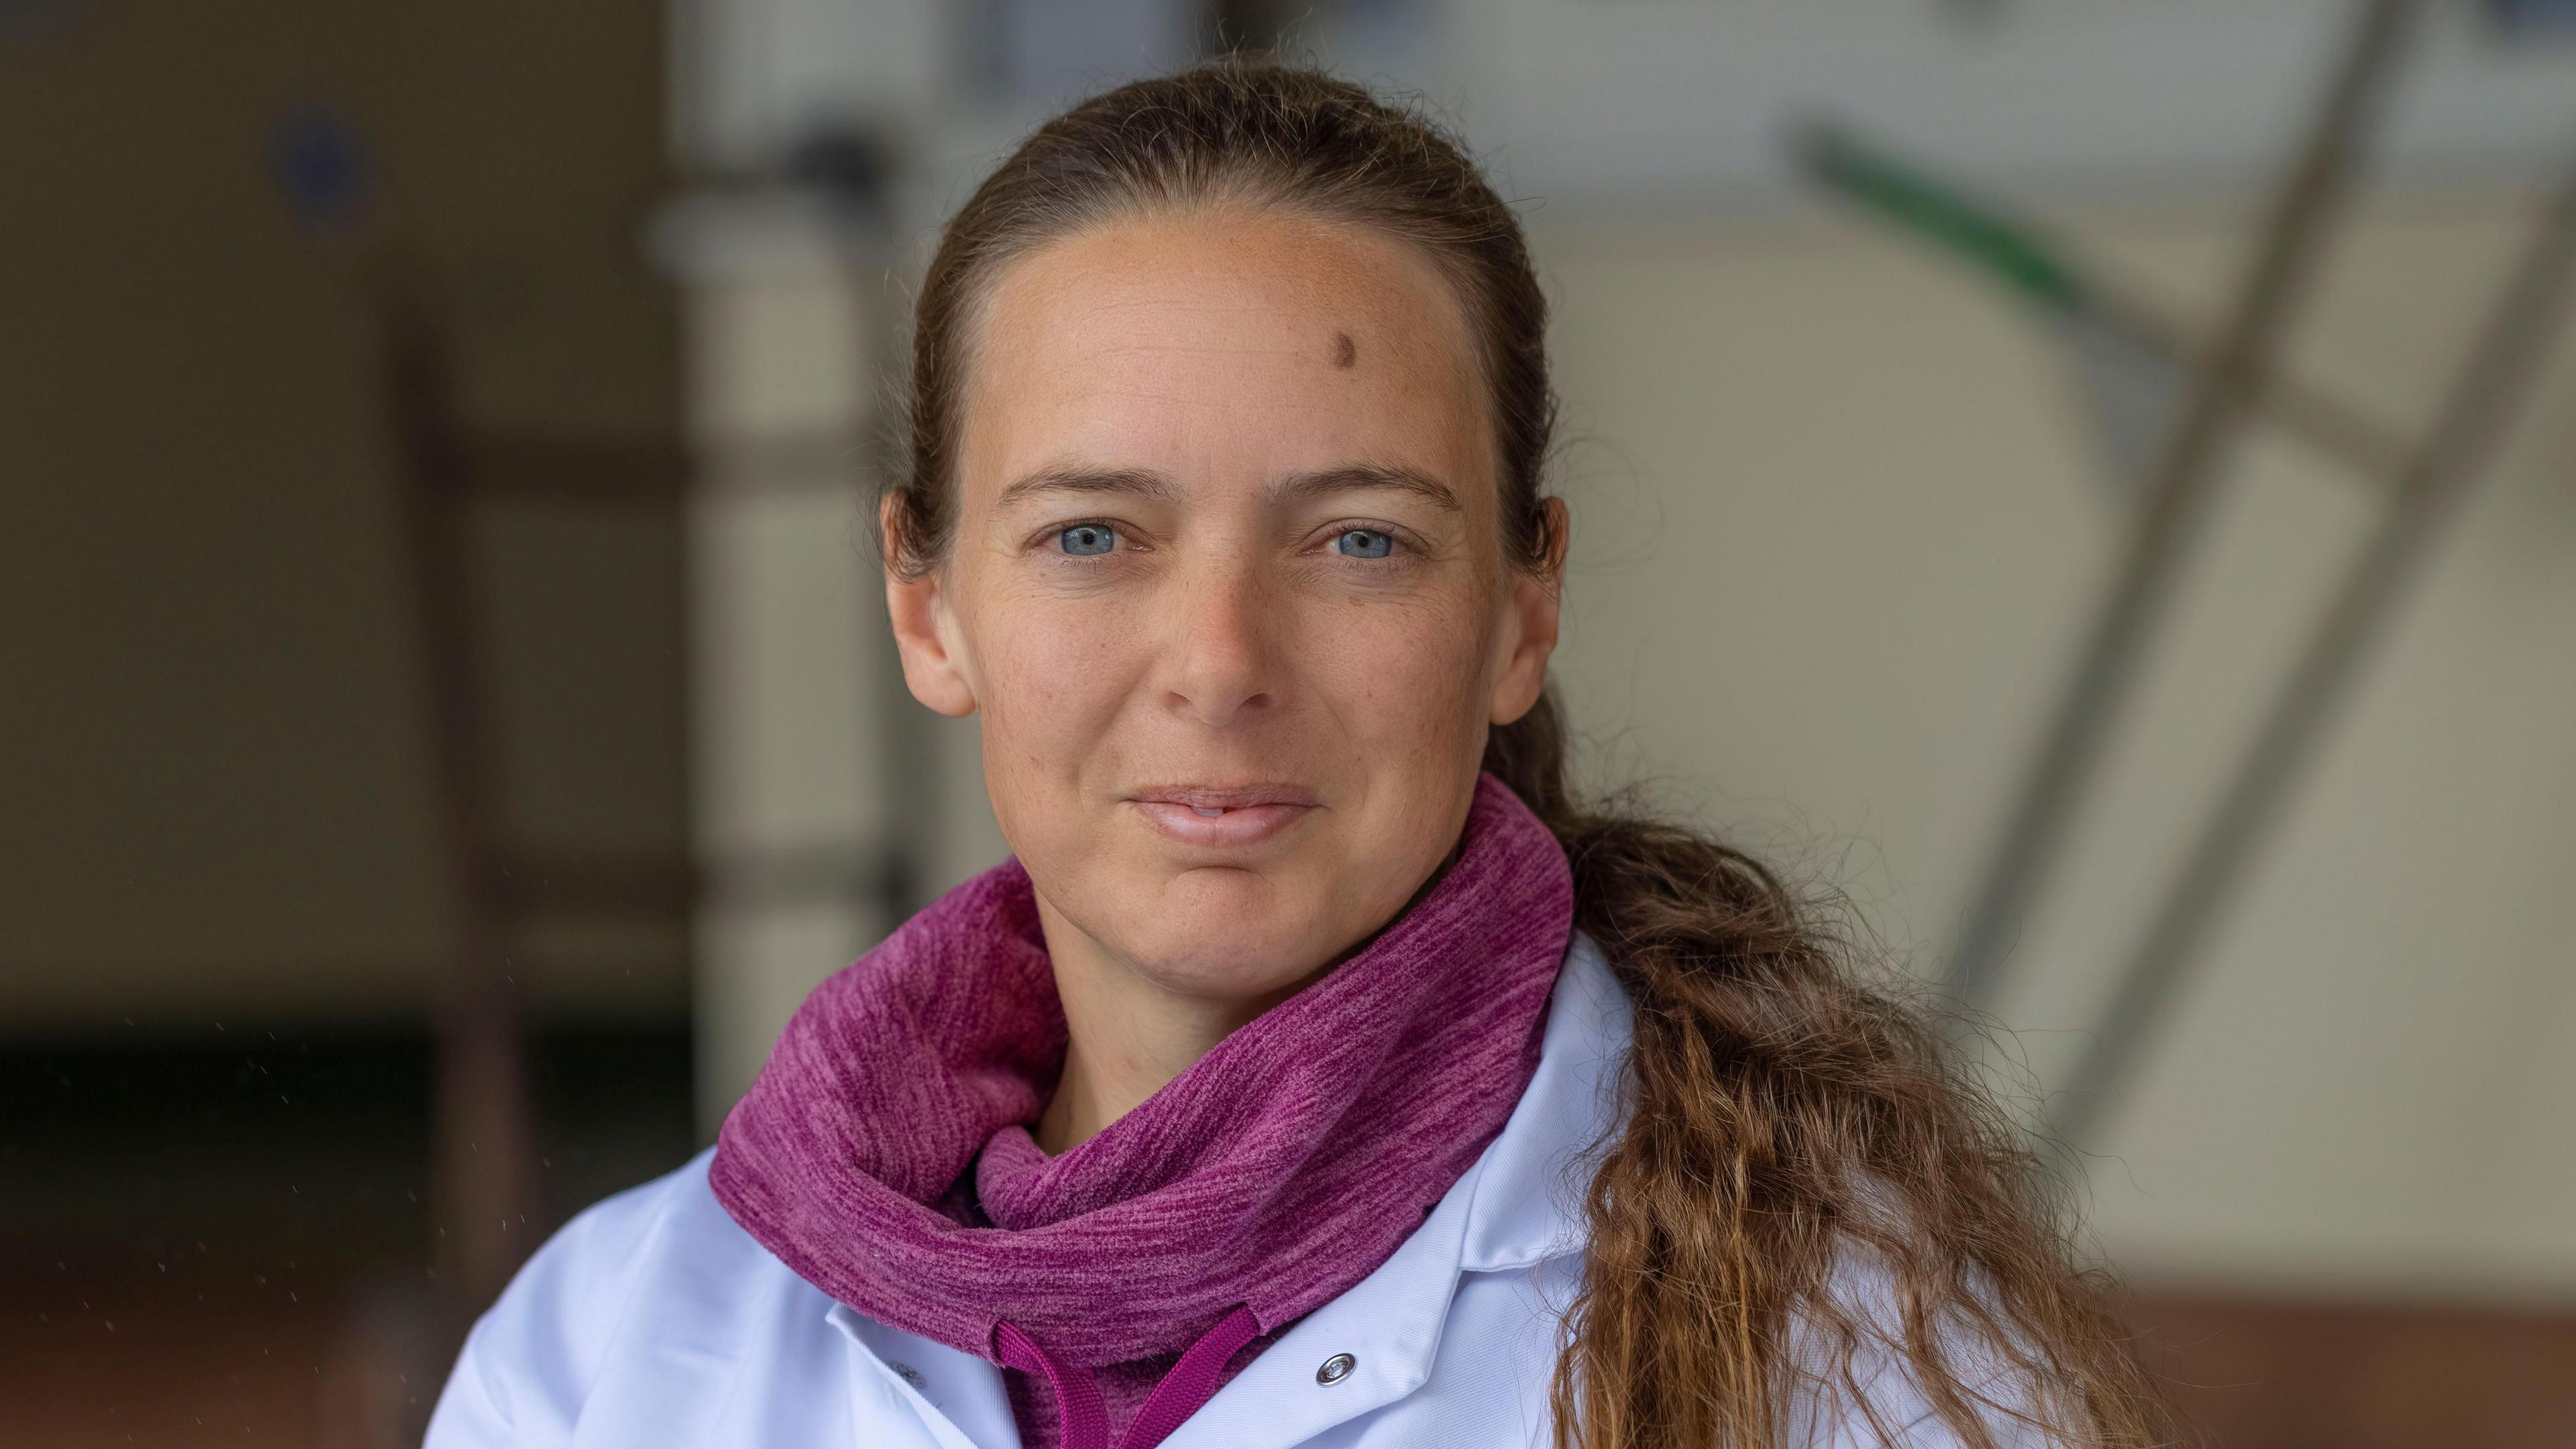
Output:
[1458, 932, 1629, 1274]
[826, 932, 1631, 1449]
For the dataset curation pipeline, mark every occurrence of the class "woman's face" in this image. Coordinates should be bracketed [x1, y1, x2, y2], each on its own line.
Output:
[888, 208, 1563, 1003]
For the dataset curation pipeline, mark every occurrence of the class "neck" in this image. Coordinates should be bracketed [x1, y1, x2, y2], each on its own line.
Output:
[1029, 897, 1306, 1155]
[1030, 839, 1477, 1153]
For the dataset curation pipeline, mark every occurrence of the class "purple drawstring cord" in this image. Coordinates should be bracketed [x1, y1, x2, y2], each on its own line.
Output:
[1116, 1305, 1263, 1448]
[995, 1320, 1108, 1449]
[995, 1304, 1263, 1449]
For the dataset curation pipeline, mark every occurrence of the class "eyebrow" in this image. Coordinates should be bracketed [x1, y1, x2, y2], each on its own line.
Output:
[993, 460, 1463, 514]
[1272, 463, 1462, 514]
[994, 464, 1179, 509]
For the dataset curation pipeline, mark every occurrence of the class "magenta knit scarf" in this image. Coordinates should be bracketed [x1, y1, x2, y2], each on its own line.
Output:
[709, 773, 1573, 1449]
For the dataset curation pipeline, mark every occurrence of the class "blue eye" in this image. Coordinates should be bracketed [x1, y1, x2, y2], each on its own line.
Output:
[1334, 529, 1394, 559]
[1058, 524, 1116, 556]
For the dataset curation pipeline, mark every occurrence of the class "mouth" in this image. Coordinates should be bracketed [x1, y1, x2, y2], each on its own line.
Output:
[1126, 784, 1321, 848]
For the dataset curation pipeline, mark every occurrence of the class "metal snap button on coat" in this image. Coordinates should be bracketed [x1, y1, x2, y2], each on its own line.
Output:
[1316, 1352, 1356, 1386]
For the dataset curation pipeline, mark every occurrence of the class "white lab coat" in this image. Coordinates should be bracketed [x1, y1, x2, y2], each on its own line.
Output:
[426, 934, 2047, 1448]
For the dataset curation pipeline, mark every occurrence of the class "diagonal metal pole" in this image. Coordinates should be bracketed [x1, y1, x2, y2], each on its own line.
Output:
[2051, 140, 2576, 1146]
[2083, 286, 2414, 490]
[1947, 0, 2424, 1010]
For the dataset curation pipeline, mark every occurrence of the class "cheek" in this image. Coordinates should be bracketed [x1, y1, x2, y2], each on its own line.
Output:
[965, 585, 1147, 772]
[1295, 589, 1497, 755]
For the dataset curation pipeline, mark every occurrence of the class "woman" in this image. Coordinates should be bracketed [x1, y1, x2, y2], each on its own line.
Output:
[428, 59, 2170, 1449]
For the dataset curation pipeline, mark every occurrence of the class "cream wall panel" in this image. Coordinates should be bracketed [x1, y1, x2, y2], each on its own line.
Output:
[1538, 189, 2576, 1295]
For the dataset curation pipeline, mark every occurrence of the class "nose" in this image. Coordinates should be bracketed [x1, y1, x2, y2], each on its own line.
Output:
[1160, 549, 1275, 729]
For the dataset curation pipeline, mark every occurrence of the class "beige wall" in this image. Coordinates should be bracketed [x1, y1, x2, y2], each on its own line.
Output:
[1535, 186, 2576, 1299]
[666, 185, 2576, 1289]
[667, 180, 2576, 1293]
[9, 3, 2569, 1296]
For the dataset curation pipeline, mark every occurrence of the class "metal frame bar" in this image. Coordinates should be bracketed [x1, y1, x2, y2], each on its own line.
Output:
[2084, 285, 2414, 490]
[2051, 138, 2576, 1144]
[374, 256, 546, 1312]
[1945, 0, 2426, 1010]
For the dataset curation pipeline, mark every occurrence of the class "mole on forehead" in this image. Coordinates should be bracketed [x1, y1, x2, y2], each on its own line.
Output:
[1332, 331, 1358, 369]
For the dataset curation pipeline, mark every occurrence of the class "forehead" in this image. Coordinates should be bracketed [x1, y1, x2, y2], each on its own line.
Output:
[958, 207, 1493, 504]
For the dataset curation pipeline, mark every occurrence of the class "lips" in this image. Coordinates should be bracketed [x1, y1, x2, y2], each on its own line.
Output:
[1128, 784, 1320, 849]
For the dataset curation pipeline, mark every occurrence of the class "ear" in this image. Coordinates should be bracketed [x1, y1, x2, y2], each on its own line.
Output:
[1490, 496, 1569, 726]
[882, 495, 979, 718]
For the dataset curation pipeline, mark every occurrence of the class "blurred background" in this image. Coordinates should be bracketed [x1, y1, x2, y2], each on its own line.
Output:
[6, 1, 2575, 1444]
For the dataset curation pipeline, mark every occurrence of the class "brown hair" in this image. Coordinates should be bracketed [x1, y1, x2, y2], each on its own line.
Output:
[885, 56, 2174, 1449]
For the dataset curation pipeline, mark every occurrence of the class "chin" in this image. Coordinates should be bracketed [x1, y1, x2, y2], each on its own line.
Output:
[1123, 871, 1340, 1000]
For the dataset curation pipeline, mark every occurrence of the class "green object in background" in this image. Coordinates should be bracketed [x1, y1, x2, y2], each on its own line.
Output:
[1794, 117, 2183, 484]
[1793, 119, 2086, 313]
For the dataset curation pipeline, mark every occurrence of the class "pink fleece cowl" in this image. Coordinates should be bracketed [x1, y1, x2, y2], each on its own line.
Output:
[708, 773, 1574, 1448]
